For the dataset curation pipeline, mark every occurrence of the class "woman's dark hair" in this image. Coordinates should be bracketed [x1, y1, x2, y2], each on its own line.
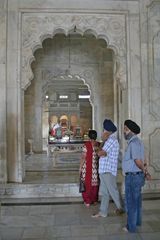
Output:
[88, 130, 97, 140]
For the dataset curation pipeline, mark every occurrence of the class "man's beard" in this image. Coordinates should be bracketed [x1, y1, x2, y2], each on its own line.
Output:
[124, 132, 133, 140]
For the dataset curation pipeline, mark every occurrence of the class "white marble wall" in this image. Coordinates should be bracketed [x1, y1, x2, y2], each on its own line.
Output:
[0, 0, 7, 183]
[0, 0, 159, 194]
[140, 0, 160, 192]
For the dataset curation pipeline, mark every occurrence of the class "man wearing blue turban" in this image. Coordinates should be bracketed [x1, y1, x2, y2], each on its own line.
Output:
[92, 119, 124, 218]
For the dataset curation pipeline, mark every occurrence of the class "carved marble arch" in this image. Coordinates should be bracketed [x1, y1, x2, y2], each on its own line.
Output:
[42, 69, 95, 105]
[21, 13, 127, 91]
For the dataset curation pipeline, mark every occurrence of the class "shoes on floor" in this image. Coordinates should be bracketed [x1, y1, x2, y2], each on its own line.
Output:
[115, 208, 125, 215]
[122, 226, 128, 232]
[91, 212, 107, 218]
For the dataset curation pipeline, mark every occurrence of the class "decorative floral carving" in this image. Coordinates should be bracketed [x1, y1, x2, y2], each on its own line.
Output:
[83, 69, 94, 80]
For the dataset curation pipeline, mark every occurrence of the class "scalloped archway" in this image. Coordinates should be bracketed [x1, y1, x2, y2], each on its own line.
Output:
[21, 13, 127, 91]
[21, 13, 127, 140]
[21, 12, 128, 158]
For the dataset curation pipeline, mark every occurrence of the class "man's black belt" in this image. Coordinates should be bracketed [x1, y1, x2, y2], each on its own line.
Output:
[125, 172, 143, 176]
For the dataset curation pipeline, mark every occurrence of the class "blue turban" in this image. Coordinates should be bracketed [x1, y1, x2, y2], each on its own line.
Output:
[103, 119, 117, 133]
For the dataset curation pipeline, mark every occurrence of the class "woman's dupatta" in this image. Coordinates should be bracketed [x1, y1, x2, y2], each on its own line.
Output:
[84, 141, 93, 191]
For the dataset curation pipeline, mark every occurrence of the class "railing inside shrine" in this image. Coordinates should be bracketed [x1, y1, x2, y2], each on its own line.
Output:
[47, 140, 85, 156]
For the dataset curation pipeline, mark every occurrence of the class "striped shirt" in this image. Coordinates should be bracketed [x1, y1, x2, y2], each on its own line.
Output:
[98, 134, 119, 176]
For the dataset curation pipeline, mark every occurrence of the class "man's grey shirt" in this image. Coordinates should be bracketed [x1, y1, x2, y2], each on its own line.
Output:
[122, 135, 144, 173]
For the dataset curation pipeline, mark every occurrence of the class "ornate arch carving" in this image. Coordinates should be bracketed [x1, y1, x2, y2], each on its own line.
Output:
[21, 13, 127, 90]
[41, 68, 97, 103]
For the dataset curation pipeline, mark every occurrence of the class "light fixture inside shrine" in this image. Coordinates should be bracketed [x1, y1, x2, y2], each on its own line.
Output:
[60, 33, 72, 79]
[59, 26, 81, 80]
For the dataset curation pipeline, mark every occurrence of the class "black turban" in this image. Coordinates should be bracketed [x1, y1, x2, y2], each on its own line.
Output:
[88, 130, 97, 140]
[124, 119, 140, 134]
[103, 119, 117, 133]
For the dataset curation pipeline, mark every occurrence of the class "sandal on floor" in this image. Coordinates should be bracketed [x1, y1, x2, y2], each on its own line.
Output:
[122, 226, 128, 233]
[91, 212, 107, 218]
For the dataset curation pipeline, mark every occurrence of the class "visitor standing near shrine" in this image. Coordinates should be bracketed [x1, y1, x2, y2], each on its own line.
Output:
[79, 130, 100, 207]
[92, 119, 123, 218]
[122, 119, 146, 233]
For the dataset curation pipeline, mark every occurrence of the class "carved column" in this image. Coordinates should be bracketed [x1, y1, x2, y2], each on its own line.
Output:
[0, 0, 7, 184]
[143, 1, 160, 192]
[114, 55, 128, 150]
[33, 69, 43, 152]
[148, 3, 160, 119]
[6, 2, 23, 182]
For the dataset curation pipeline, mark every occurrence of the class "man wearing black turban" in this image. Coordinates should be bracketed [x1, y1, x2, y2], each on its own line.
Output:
[124, 119, 140, 135]
[122, 119, 145, 233]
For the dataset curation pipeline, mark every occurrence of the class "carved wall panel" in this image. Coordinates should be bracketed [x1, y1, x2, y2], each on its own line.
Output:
[21, 12, 127, 91]
[149, 128, 160, 172]
[148, 2, 160, 119]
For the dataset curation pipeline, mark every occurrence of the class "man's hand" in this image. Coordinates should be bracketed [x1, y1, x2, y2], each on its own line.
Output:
[134, 159, 145, 171]
[135, 160, 152, 181]
[97, 150, 107, 157]
[145, 172, 152, 180]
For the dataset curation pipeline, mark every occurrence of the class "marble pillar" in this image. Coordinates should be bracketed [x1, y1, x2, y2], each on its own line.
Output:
[34, 70, 43, 153]
[0, 0, 7, 184]
[6, 1, 23, 182]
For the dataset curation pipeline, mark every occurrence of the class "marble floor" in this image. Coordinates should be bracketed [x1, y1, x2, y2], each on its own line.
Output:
[0, 199, 160, 240]
[24, 152, 123, 185]
[0, 153, 160, 239]
[24, 152, 80, 184]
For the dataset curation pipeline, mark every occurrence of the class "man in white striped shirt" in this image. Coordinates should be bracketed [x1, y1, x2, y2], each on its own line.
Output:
[92, 119, 123, 218]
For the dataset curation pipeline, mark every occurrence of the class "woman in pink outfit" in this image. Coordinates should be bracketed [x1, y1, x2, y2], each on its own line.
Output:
[79, 130, 100, 207]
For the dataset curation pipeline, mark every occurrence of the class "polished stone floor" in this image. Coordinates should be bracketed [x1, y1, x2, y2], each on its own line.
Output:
[0, 153, 160, 239]
[24, 153, 80, 184]
[0, 199, 160, 240]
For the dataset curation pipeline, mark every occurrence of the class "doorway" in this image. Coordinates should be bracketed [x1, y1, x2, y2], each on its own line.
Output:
[24, 33, 115, 183]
